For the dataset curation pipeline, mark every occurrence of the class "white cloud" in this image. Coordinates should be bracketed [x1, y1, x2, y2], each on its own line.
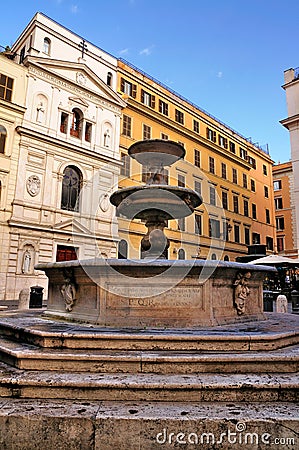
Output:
[217, 71, 223, 78]
[139, 46, 154, 56]
[118, 48, 129, 56]
[71, 4, 78, 13]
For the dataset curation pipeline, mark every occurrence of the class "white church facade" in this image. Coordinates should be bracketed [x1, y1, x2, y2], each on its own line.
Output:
[0, 13, 126, 300]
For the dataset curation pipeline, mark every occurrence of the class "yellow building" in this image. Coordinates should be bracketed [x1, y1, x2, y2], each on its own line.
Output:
[0, 53, 27, 299]
[116, 59, 276, 261]
[272, 161, 297, 257]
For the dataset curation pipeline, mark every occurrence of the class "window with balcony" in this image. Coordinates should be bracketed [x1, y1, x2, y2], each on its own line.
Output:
[0, 74, 13, 101]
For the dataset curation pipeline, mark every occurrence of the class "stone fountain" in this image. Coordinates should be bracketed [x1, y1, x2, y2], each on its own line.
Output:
[38, 139, 273, 327]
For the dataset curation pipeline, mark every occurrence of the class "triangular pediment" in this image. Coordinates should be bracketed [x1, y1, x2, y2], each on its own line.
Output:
[26, 56, 126, 109]
[68, 96, 89, 107]
[54, 218, 92, 235]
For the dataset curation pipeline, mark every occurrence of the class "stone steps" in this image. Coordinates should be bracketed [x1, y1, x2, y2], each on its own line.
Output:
[0, 399, 297, 450]
[0, 312, 299, 351]
[0, 337, 298, 374]
[0, 362, 297, 403]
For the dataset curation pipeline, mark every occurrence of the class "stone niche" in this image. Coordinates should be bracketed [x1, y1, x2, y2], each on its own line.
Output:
[37, 259, 275, 328]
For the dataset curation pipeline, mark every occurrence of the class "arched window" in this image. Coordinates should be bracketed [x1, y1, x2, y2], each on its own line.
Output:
[224, 255, 230, 261]
[70, 108, 82, 138]
[178, 248, 185, 260]
[0, 125, 7, 153]
[107, 72, 113, 87]
[118, 239, 128, 259]
[61, 166, 82, 212]
[211, 253, 217, 260]
[43, 38, 51, 55]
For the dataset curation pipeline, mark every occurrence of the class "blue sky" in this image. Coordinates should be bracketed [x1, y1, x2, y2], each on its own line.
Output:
[1, 0, 298, 164]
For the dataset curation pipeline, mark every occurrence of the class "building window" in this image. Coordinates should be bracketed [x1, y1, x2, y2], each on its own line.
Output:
[0, 74, 13, 101]
[277, 236, 284, 252]
[229, 141, 236, 153]
[61, 166, 82, 212]
[194, 149, 200, 167]
[211, 253, 217, 260]
[120, 152, 130, 177]
[175, 109, 184, 124]
[70, 108, 82, 138]
[60, 112, 68, 134]
[218, 135, 228, 148]
[107, 72, 112, 86]
[266, 236, 273, 251]
[0, 125, 7, 153]
[43, 38, 51, 55]
[233, 195, 239, 213]
[178, 217, 185, 231]
[143, 124, 151, 140]
[276, 217, 285, 231]
[250, 179, 256, 192]
[161, 133, 169, 140]
[266, 208, 271, 224]
[263, 164, 268, 176]
[120, 78, 137, 98]
[194, 180, 201, 196]
[195, 214, 202, 234]
[85, 122, 92, 142]
[232, 168, 238, 184]
[243, 173, 248, 189]
[252, 232, 260, 244]
[234, 224, 240, 243]
[252, 203, 257, 219]
[118, 239, 128, 259]
[222, 191, 228, 210]
[221, 163, 227, 179]
[222, 221, 229, 241]
[207, 128, 216, 142]
[210, 186, 216, 206]
[243, 199, 249, 217]
[264, 186, 269, 198]
[141, 89, 155, 108]
[122, 115, 132, 137]
[178, 174, 185, 187]
[159, 100, 168, 116]
[273, 180, 282, 191]
[209, 157, 215, 174]
[19, 46, 26, 64]
[193, 120, 200, 133]
[209, 218, 220, 238]
[178, 248, 185, 260]
[239, 147, 247, 159]
[274, 197, 283, 209]
[247, 156, 256, 169]
[244, 227, 250, 245]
